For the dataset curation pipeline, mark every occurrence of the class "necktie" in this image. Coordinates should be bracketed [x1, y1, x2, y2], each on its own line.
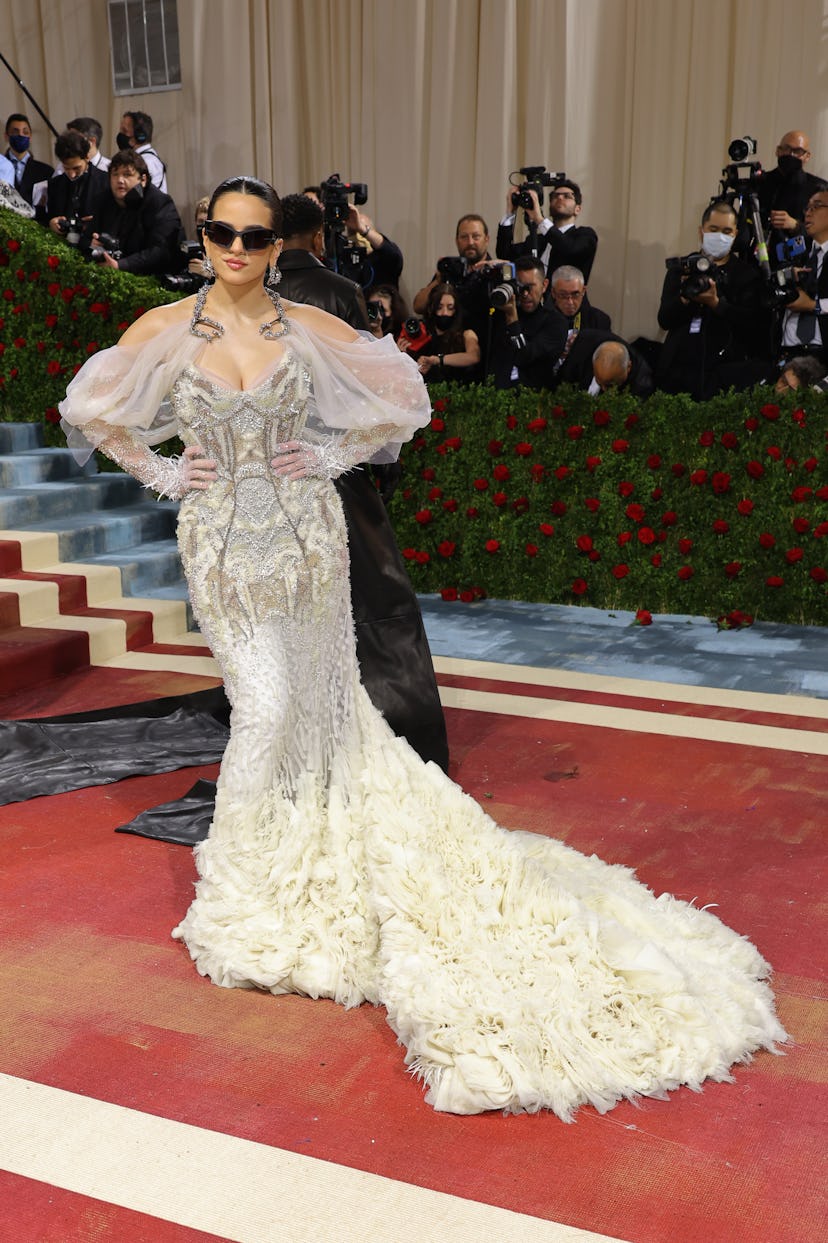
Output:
[13, 159, 23, 187]
[796, 249, 821, 343]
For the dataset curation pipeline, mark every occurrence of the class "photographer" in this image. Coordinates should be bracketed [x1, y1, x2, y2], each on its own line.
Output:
[656, 199, 770, 398]
[401, 283, 481, 384]
[757, 130, 826, 264]
[345, 205, 403, 288]
[497, 178, 598, 283]
[277, 193, 369, 329]
[488, 257, 566, 389]
[46, 130, 107, 242]
[412, 214, 497, 367]
[777, 189, 828, 366]
[80, 150, 184, 276]
[365, 284, 407, 339]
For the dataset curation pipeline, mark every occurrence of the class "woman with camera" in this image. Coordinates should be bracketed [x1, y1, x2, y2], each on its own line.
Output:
[399, 282, 481, 383]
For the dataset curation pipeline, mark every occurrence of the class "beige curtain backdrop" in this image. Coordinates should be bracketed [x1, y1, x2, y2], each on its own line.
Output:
[2, 0, 828, 339]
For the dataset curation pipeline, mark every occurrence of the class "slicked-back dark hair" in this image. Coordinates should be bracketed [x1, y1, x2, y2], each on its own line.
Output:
[208, 176, 283, 235]
[280, 192, 323, 239]
[55, 130, 90, 162]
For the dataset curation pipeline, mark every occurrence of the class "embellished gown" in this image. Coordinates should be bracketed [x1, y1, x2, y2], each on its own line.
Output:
[60, 313, 787, 1119]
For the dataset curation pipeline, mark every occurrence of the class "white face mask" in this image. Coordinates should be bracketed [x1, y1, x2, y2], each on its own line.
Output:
[701, 231, 734, 260]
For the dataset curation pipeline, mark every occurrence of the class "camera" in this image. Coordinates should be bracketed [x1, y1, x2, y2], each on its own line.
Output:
[398, 316, 431, 350]
[775, 235, 808, 264]
[721, 136, 763, 195]
[436, 256, 466, 283]
[485, 261, 518, 307]
[159, 240, 209, 293]
[319, 173, 370, 282]
[728, 136, 758, 163]
[90, 232, 121, 262]
[665, 251, 714, 299]
[509, 165, 565, 211]
[768, 265, 803, 307]
[319, 173, 368, 224]
[366, 301, 381, 324]
[57, 215, 82, 246]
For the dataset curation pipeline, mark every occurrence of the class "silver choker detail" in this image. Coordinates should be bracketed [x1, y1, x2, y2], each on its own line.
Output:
[188, 283, 291, 342]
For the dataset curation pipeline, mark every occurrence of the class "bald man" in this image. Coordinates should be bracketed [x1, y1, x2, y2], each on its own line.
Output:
[757, 129, 825, 263]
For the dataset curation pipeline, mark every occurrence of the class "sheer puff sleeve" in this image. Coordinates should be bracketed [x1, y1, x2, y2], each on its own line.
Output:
[288, 317, 433, 465]
[58, 318, 203, 464]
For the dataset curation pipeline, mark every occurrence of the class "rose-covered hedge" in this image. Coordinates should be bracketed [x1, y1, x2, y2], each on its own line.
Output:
[0, 209, 177, 439]
[389, 382, 828, 626]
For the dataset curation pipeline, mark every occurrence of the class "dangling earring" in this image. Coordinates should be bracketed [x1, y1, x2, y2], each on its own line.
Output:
[266, 263, 282, 289]
[202, 255, 215, 281]
[261, 255, 289, 340]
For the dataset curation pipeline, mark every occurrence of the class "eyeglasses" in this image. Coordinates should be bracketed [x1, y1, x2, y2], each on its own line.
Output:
[551, 190, 576, 199]
[203, 220, 277, 251]
[806, 201, 828, 213]
[778, 145, 808, 157]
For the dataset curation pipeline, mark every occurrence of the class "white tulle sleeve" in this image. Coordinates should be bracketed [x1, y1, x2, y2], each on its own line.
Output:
[287, 317, 432, 464]
[58, 319, 204, 464]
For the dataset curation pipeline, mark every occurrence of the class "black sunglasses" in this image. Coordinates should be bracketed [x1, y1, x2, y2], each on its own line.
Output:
[203, 220, 277, 252]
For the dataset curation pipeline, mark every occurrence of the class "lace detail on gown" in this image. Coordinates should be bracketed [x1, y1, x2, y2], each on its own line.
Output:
[169, 349, 788, 1119]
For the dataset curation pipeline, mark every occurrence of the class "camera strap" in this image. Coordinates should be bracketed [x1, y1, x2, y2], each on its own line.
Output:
[552, 311, 581, 374]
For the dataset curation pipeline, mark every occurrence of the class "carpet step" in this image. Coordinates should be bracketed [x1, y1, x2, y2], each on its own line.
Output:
[0, 622, 90, 694]
[0, 474, 150, 526]
[0, 448, 93, 488]
[0, 423, 43, 453]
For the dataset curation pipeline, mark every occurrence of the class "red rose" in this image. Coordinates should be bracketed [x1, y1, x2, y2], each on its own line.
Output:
[529, 463, 545, 480]
[724, 561, 741, 578]
[571, 578, 588, 595]
[758, 532, 776, 549]
[586, 455, 602, 472]
[505, 415, 518, 429]
[117, 321, 129, 331]
[637, 527, 655, 545]
[2, 289, 14, 301]
[678, 537, 693, 554]
[85, 341, 99, 354]
[485, 539, 500, 553]
[720, 432, 739, 449]
[402, 488, 412, 500]
[803, 456, 818, 473]
[593, 409, 611, 426]
[493, 464, 511, 481]
[12, 336, 25, 348]
[584, 497, 600, 512]
[810, 567, 828, 583]
[414, 551, 430, 564]
[550, 500, 567, 516]
[611, 438, 629, 453]
[766, 576, 784, 587]
[402, 548, 417, 560]
[690, 469, 708, 485]
[712, 519, 730, 534]
[44, 406, 60, 424]
[712, 471, 731, 494]
[566, 425, 584, 440]
[434, 444, 447, 457]
[411, 436, 425, 450]
[511, 496, 529, 514]
[414, 508, 433, 524]
[651, 553, 662, 567]
[538, 523, 554, 536]
[422, 467, 435, 480]
[554, 466, 571, 480]
[473, 478, 489, 491]
[492, 491, 508, 506]
[791, 486, 813, 502]
[427, 486, 443, 500]
[459, 589, 475, 603]
[761, 404, 781, 420]
[488, 439, 504, 455]
[618, 531, 632, 546]
[618, 481, 635, 497]
[737, 499, 755, 515]
[813, 522, 828, 538]
[527, 417, 547, 432]
[791, 408, 806, 426]
[635, 609, 652, 626]
[430, 416, 445, 431]
[444, 436, 462, 451]
[625, 414, 639, 429]
[7, 239, 21, 252]
[612, 564, 629, 579]
[433, 398, 447, 413]
[44, 313, 58, 329]
[514, 441, 533, 456]
[744, 416, 759, 431]
[746, 460, 764, 479]
[46, 360, 62, 375]
[576, 535, 594, 553]
[551, 405, 565, 419]
[440, 586, 458, 601]
[698, 430, 715, 446]
[588, 549, 601, 562]
[793, 517, 810, 534]
[785, 547, 804, 563]
[625, 502, 645, 522]
[818, 487, 828, 500]
[466, 506, 479, 518]
[525, 543, 538, 557]
[677, 565, 694, 580]
[671, 462, 686, 477]
[443, 498, 458, 512]
[647, 454, 662, 469]
[438, 540, 456, 558]
[60, 288, 74, 303]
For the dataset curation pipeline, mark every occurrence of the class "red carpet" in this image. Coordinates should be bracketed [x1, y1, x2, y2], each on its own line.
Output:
[1, 665, 825, 1243]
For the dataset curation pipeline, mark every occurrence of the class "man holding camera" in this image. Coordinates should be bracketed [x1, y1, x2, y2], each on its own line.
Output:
[777, 188, 828, 366]
[496, 179, 598, 284]
[489, 257, 566, 389]
[412, 214, 498, 366]
[80, 149, 183, 275]
[46, 130, 108, 242]
[656, 199, 770, 398]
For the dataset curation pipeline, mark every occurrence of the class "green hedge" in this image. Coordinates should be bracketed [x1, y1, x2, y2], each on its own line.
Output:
[389, 382, 828, 626]
[3, 208, 827, 626]
[0, 208, 177, 440]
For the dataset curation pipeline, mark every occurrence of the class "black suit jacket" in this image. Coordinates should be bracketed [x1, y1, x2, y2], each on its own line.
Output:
[8, 155, 54, 210]
[489, 304, 567, 389]
[82, 183, 183, 275]
[556, 328, 655, 397]
[757, 166, 825, 256]
[496, 220, 598, 282]
[46, 165, 108, 225]
[278, 249, 369, 329]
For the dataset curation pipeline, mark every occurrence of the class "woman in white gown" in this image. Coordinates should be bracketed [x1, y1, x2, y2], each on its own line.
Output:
[60, 177, 787, 1119]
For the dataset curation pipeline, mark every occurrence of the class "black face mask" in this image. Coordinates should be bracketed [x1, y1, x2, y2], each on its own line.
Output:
[116, 132, 132, 151]
[777, 154, 804, 178]
[434, 314, 454, 331]
[124, 184, 144, 207]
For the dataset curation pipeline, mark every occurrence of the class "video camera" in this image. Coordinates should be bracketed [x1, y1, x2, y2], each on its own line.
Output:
[720, 135, 763, 196]
[509, 165, 566, 211]
[665, 251, 714, 299]
[319, 173, 370, 282]
[160, 239, 208, 293]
